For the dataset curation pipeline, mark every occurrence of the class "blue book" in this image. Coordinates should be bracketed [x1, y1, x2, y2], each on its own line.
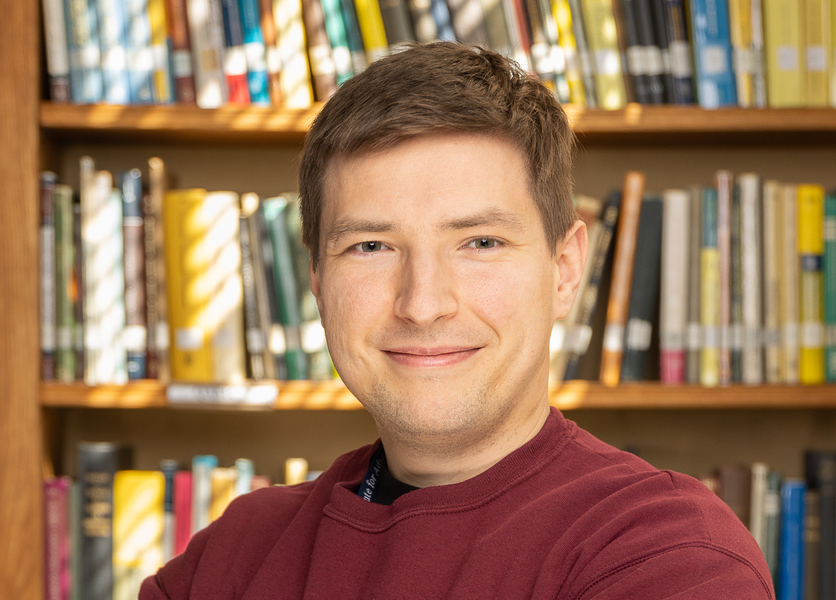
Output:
[687, 0, 737, 108]
[237, 0, 271, 104]
[430, 0, 456, 42]
[120, 170, 146, 380]
[95, 0, 131, 103]
[63, 0, 104, 103]
[778, 479, 806, 600]
[125, 0, 155, 104]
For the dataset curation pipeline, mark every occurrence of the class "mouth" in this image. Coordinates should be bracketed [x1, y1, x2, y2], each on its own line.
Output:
[382, 346, 482, 368]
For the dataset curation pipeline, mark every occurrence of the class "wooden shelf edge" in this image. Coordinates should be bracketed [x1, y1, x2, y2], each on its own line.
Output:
[39, 103, 836, 144]
[40, 380, 836, 410]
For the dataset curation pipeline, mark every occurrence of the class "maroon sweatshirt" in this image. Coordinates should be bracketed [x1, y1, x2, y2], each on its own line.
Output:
[140, 408, 774, 599]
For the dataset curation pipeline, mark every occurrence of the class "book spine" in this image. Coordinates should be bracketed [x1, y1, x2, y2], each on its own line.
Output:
[825, 193, 836, 382]
[319, 0, 355, 86]
[555, 0, 587, 105]
[240, 211, 267, 380]
[778, 479, 807, 600]
[257, 0, 283, 104]
[486, 0, 518, 63]
[739, 173, 763, 384]
[581, 0, 628, 109]
[78, 442, 133, 600]
[44, 477, 71, 600]
[621, 0, 652, 103]
[379, 0, 417, 45]
[104, 186, 129, 384]
[804, 0, 830, 107]
[238, 0, 272, 104]
[730, 182, 743, 383]
[148, 0, 176, 103]
[716, 170, 733, 386]
[804, 488, 821, 600]
[54, 184, 77, 382]
[125, 0, 156, 104]
[235, 458, 255, 496]
[40, 172, 57, 381]
[221, 0, 252, 104]
[73, 201, 85, 380]
[749, 0, 767, 106]
[688, 0, 737, 108]
[406, 0, 438, 43]
[64, 0, 104, 102]
[122, 170, 147, 380]
[145, 157, 170, 381]
[700, 186, 720, 387]
[765, 470, 783, 583]
[621, 195, 663, 382]
[354, 0, 390, 61]
[192, 455, 218, 534]
[650, 0, 676, 103]
[568, 0, 599, 106]
[762, 180, 783, 383]
[727, 0, 755, 107]
[160, 460, 178, 562]
[527, 0, 559, 92]
[338, 0, 370, 74]
[634, 0, 666, 103]
[303, 0, 338, 101]
[806, 451, 836, 600]
[780, 184, 801, 384]
[79, 158, 100, 385]
[798, 184, 826, 384]
[209, 467, 237, 521]
[42, 0, 72, 102]
[174, 471, 193, 555]
[763, 0, 804, 107]
[750, 462, 769, 553]
[600, 171, 646, 387]
[663, 0, 694, 103]
[447, 0, 489, 44]
[165, 0, 198, 103]
[187, 0, 229, 107]
[95, 0, 132, 103]
[256, 204, 288, 379]
[247, 208, 278, 379]
[659, 189, 689, 384]
[686, 186, 702, 382]
[275, 0, 315, 106]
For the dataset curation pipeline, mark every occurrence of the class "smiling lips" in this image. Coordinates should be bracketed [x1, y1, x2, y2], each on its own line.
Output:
[383, 347, 482, 368]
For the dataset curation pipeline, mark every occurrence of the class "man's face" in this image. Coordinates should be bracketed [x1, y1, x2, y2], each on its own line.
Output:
[311, 132, 577, 452]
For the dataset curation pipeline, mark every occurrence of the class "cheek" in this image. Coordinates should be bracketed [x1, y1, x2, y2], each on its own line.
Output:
[461, 262, 554, 328]
[319, 270, 392, 341]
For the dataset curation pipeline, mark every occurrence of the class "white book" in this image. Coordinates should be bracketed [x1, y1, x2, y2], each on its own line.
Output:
[659, 189, 690, 384]
[274, 0, 314, 108]
[191, 455, 218, 534]
[187, 0, 228, 107]
[779, 184, 800, 384]
[761, 180, 782, 383]
[738, 173, 763, 384]
[749, 462, 769, 550]
[41, 0, 71, 101]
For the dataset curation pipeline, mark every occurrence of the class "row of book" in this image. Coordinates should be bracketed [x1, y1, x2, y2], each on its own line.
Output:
[549, 170, 836, 387]
[702, 452, 836, 600]
[43, 442, 316, 600]
[39, 157, 333, 386]
[42, 0, 836, 110]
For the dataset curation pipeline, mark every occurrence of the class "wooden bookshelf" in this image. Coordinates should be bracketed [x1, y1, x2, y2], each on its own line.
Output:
[40, 102, 836, 145]
[40, 380, 836, 410]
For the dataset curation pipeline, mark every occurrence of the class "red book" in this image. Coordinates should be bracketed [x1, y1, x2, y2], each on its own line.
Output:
[174, 471, 193, 555]
[44, 477, 71, 600]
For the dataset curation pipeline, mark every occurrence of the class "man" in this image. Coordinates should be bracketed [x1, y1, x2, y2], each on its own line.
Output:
[141, 43, 773, 599]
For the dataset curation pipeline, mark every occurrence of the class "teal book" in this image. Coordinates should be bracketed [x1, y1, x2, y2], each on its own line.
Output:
[825, 193, 836, 382]
[320, 0, 354, 85]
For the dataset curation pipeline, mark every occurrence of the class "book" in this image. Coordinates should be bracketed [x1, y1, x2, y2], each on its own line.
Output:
[54, 184, 76, 382]
[688, 0, 737, 108]
[621, 194, 663, 382]
[187, 0, 228, 107]
[44, 477, 72, 600]
[797, 184, 825, 384]
[210, 467, 237, 521]
[165, 0, 198, 103]
[354, 0, 390, 61]
[568, 0, 599, 106]
[700, 186, 720, 387]
[235, 458, 255, 496]
[634, 0, 666, 103]
[762, 180, 782, 383]
[763, 0, 804, 107]
[727, 0, 755, 107]
[73, 200, 85, 380]
[274, 0, 315, 106]
[302, 0, 338, 101]
[238, 0, 272, 104]
[610, 0, 635, 102]
[600, 171, 646, 387]
[765, 469, 783, 584]
[719, 463, 751, 528]
[112, 470, 165, 600]
[581, 0, 628, 109]
[825, 193, 836, 382]
[174, 471, 193, 555]
[42, 0, 72, 102]
[379, 0, 416, 46]
[730, 182, 743, 382]
[621, 0, 651, 103]
[662, 0, 694, 104]
[780, 184, 800, 384]
[258, 0, 283, 104]
[191, 455, 218, 534]
[749, 0, 767, 106]
[125, 0, 156, 104]
[319, 0, 355, 85]
[40, 172, 57, 381]
[64, 0, 104, 103]
[527, 0, 560, 92]
[144, 157, 170, 381]
[406, 0, 438, 43]
[121, 170, 147, 380]
[716, 170, 733, 386]
[148, 0, 175, 103]
[77, 442, 133, 600]
[804, 0, 830, 107]
[749, 462, 769, 554]
[659, 189, 689, 384]
[160, 459, 178, 562]
[339, 0, 370, 74]
[221, 0, 251, 104]
[738, 173, 762, 384]
[95, 0, 132, 103]
[686, 186, 702, 383]
[482, 0, 515, 58]
[778, 479, 807, 600]
[805, 450, 836, 600]
[804, 488, 820, 600]
[255, 202, 288, 379]
[555, 0, 587, 105]
[649, 0, 675, 103]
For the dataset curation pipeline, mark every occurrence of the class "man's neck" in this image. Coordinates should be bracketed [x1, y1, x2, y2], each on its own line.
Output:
[379, 401, 552, 488]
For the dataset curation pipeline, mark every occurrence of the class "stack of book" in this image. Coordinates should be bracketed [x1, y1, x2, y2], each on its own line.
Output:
[38, 157, 333, 386]
[42, 442, 312, 600]
[549, 170, 836, 387]
[41, 0, 836, 109]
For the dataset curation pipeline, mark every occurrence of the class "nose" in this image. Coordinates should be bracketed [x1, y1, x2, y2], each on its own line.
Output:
[393, 250, 458, 326]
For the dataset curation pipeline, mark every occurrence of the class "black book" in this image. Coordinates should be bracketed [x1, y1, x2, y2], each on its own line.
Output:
[662, 0, 694, 104]
[806, 450, 836, 600]
[634, 0, 666, 103]
[650, 0, 676, 102]
[620, 0, 650, 103]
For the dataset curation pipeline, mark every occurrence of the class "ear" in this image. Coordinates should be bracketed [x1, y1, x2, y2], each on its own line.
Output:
[552, 219, 588, 321]
[309, 259, 324, 317]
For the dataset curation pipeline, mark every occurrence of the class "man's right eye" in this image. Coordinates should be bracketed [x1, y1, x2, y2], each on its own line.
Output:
[354, 241, 389, 253]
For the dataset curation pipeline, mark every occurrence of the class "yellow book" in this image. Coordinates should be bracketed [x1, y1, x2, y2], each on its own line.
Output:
[763, 0, 805, 106]
[779, 184, 800, 383]
[700, 188, 720, 388]
[113, 471, 165, 600]
[147, 0, 174, 103]
[728, 0, 755, 107]
[798, 184, 826, 383]
[274, 0, 314, 108]
[554, 0, 586, 105]
[354, 0, 389, 63]
[831, 0, 836, 105]
[580, 0, 626, 109]
[804, 0, 830, 106]
[209, 467, 237, 522]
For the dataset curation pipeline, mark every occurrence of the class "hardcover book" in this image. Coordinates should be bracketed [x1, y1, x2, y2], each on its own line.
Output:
[825, 193, 836, 381]
[763, 0, 804, 106]
[581, 0, 628, 108]
[797, 184, 825, 384]
[688, 0, 737, 107]
[659, 188, 689, 384]
[779, 184, 800, 384]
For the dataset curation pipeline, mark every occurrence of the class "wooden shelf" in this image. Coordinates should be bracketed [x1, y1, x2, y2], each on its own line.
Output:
[40, 102, 836, 145]
[40, 380, 836, 410]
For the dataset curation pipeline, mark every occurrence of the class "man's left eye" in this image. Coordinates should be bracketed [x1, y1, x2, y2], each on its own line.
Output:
[466, 238, 499, 250]
[355, 241, 389, 253]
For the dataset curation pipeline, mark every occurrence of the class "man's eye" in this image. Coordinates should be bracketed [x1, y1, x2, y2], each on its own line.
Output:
[466, 237, 500, 250]
[355, 241, 389, 253]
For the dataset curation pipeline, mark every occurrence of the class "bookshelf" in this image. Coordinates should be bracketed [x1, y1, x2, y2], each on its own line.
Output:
[3, 3, 836, 599]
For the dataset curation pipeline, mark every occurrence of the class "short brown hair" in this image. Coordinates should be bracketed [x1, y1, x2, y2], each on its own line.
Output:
[298, 42, 577, 268]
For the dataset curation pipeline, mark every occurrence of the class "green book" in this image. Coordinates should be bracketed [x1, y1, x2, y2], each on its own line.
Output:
[825, 193, 836, 382]
[320, 0, 354, 85]
[54, 184, 76, 381]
